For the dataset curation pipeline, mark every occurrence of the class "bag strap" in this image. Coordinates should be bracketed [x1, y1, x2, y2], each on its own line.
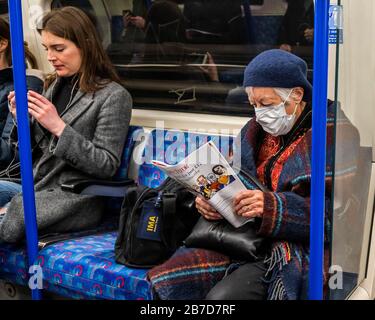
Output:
[162, 192, 178, 250]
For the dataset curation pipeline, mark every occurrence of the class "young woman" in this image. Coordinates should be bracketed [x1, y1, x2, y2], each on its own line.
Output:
[0, 7, 132, 243]
[0, 17, 44, 173]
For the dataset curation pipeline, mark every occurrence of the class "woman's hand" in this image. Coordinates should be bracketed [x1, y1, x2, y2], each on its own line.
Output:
[8, 91, 17, 119]
[195, 196, 223, 221]
[199, 52, 219, 82]
[129, 16, 146, 29]
[27, 90, 66, 137]
[233, 190, 264, 219]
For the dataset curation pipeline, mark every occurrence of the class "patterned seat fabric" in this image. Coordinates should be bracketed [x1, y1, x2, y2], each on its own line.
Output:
[0, 128, 234, 300]
[37, 232, 152, 300]
[0, 126, 143, 290]
[138, 129, 234, 188]
[0, 242, 29, 286]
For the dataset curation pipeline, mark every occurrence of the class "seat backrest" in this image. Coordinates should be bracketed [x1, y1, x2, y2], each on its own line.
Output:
[106, 125, 144, 214]
[137, 129, 234, 188]
[113, 125, 144, 181]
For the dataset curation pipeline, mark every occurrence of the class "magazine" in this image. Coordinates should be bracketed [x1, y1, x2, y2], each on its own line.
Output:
[152, 141, 251, 228]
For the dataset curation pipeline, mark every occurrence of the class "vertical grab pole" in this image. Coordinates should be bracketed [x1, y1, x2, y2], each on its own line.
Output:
[8, 0, 41, 300]
[309, 0, 330, 300]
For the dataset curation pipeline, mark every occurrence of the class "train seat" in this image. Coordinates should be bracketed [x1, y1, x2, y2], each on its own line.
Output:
[0, 127, 234, 299]
[0, 125, 143, 295]
[36, 128, 234, 299]
[36, 231, 152, 300]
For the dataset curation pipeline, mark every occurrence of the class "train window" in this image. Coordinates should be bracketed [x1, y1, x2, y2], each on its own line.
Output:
[329, 0, 375, 300]
[55, 0, 314, 116]
[0, 0, 8, 15]
[50, 0, 98, 28]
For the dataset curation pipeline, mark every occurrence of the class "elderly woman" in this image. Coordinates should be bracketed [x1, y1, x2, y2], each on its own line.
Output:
[148, 49, 360, 300]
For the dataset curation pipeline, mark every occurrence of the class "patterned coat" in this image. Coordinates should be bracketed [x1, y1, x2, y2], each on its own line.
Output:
[148, 101, 360, 300]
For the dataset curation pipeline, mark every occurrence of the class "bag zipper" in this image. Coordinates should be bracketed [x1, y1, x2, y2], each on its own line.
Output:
[125, 178, 174, 261]
[126, 187, 156, 260]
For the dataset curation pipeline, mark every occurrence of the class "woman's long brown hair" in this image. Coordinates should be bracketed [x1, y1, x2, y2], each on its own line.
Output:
[0, 16, 38, 69]
[39, 7, 121, 92]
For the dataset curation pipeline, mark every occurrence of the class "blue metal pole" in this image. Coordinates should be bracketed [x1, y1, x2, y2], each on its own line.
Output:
[309, 0, 330, 300]
[8, 0, 41, 300]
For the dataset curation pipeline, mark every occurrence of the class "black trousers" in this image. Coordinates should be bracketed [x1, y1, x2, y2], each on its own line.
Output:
[206, 260, 268, 300]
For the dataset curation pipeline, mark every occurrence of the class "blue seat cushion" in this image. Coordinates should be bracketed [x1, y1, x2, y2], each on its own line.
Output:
[1, 231, 152, 300]
[138, 129, 234, 188]
[0, 218, 117, 284]
[36, 232, 152, 300]
[0, 242, 29, 286]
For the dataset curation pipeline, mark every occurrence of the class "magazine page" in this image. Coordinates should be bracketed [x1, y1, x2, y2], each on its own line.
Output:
[152, 141, 251, 228]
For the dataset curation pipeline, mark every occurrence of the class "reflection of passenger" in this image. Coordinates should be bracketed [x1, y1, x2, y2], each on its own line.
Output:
[128, 0, 219, 82]
[144, 0, 187, 44]
[123, 12, 146, 31]
[183, 0, 247, 44]
[278, 0, 314, 52]
[121, 0, 149, 43]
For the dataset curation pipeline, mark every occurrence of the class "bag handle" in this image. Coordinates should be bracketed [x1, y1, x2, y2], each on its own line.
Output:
[162, 192, 177, 250]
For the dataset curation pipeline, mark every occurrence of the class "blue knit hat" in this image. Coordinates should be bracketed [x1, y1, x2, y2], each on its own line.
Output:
[243, 49, 312, 101]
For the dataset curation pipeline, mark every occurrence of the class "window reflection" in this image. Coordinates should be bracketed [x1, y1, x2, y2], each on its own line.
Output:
[0, 0, 8, 15]
[55, 0, 314, 116]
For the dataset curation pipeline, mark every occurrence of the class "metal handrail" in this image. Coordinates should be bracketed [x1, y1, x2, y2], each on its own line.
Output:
[309, 0, 330, 300]
[8, 0, 41, 300]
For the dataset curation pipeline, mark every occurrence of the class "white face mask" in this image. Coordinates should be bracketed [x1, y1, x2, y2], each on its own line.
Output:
[254, 90, 298, 136]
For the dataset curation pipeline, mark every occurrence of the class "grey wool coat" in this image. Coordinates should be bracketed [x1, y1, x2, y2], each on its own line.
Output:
[0, 78, 132, 243]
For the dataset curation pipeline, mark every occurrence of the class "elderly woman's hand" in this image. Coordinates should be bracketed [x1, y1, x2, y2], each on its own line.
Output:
[233, 190, 264, 218]
[195, 196, 223, 221]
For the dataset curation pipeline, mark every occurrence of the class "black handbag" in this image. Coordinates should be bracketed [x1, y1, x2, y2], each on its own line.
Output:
[115, 178, 200, 268]
[184, 217, 265, 261]
[184, 169, 268, 262]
